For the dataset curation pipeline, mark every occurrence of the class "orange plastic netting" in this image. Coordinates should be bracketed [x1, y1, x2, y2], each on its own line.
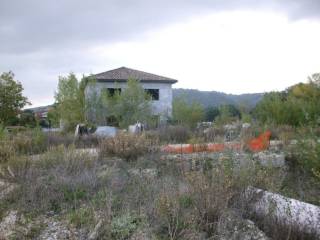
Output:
[162, 131, 271, 154]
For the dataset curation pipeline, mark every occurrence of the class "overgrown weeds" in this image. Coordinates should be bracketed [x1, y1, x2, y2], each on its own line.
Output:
[0, 125, 319, 239]
[158, 125, 191, 143]
[3, 145, 100, 215]
[99, 132, 158, 161]
[286, 128, 320, 181]
[0, 129, 99, 160]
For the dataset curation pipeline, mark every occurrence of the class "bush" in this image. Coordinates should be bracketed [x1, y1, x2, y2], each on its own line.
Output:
[155, 189, 192, 239]
[269, 124, 296, 143]
[158, 125, 191, 143]
[99, 133, 157, 161]
[184, 170, 234, 235]
[6, 145, 100, 214]
[111, 213, 143, 240]
[3, 130, 99, 156]
[0, 140, 14, 163]
[287, 132, 320, 181]
[8, 128, 47, 155]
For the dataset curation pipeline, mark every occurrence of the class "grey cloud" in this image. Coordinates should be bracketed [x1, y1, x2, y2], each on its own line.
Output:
[1, 0, 320, 54]
[1, 0, 320, 106]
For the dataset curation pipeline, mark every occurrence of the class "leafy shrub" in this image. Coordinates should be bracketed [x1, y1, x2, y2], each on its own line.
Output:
[172, 96, 205, 128]
[269, 124, 296, 143]
[111, 213, 142, 240]
[254, 78, 320, 126]
[99, 133, 156, 161]
[288, 133, 320, 181]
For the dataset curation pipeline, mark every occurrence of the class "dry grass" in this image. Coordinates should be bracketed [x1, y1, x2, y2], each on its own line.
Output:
[0, 126, 319, 239]
[0, 129, 99, 159]
[99, 132, 158, 161]
[1, 145, 99, 215]
[157, 125, 191, 143]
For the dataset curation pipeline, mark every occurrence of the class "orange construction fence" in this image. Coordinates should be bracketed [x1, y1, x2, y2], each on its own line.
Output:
[162, 131, 271, 154]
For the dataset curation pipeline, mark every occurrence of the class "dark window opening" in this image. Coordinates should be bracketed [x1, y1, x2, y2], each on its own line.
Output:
[145, 89, 159, 100]
[106, 88, 121, 96]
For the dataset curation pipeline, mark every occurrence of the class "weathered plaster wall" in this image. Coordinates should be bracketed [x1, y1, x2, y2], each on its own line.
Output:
[85, 81, 174, 124]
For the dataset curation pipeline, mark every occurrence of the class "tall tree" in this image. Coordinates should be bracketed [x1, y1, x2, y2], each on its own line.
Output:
[103, 79, 152, 128]
[0, 71, 30, 125]
[84, 78, 106, 125]
[172, 95, 204, 128]
[214, 104, 241, 125]
[55, 73, 85, 130]
[205, 106, 220, 122]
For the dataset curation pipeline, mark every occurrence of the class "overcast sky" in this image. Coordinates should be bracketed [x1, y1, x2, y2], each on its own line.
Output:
[1, 0, 320, 107]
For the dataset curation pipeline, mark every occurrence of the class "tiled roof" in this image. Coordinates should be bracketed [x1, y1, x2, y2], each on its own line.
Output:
[93, 67, 177, 84]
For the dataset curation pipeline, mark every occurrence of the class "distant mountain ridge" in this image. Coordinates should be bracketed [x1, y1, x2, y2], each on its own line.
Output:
[173, 88, 263, 108]
[27, 89, 263, 112]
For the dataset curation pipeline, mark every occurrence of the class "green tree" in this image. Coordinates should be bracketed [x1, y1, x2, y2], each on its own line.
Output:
[238, 104, 253, 123]
[0, 71, 30, 125]
[205, 106, 220, 122]
[19, 109, 37, 127]
[55, 73, 86, 130]
[254, 73, 320, 126]
[214, 104, 241, 125]
[172, 95, 204, 128]
[47, 105, 60, 128]
[85, 79, 108, 125]
[103, 79, 152, 128]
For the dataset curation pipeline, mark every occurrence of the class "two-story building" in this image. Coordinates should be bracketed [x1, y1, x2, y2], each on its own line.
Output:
[85, 67, 177, 125]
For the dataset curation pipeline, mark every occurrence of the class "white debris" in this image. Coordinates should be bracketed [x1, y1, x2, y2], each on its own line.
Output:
[247, 187, 320, 237]
[128, 122, 144, 134]
[242, 123, 251, 129]
[38, 219, 78, 240]
[42, 128, 61, 133]
[0, 211, 18, 238]
[197, 122, 213, 129]
[93, 126, 117, 138]
[253, 152, 285, 167]
[76, 148, 99, 157]
[224, 124, 238, 131]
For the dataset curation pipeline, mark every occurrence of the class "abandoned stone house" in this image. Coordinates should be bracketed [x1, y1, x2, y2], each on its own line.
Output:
[84, 67, 178, 126]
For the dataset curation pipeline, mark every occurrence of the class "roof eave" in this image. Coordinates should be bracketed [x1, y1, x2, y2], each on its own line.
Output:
[96, 79, 178, 84]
